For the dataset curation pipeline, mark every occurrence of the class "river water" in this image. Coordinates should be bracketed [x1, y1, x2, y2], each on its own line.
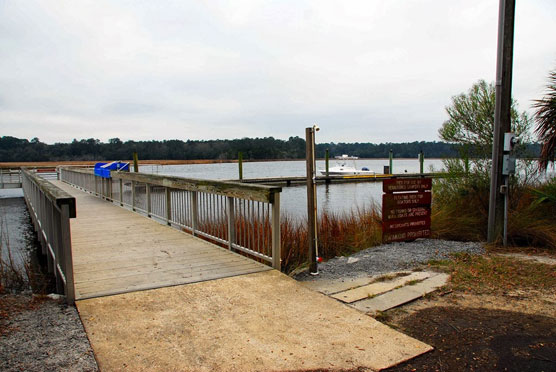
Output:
[140, 158, 445, 218]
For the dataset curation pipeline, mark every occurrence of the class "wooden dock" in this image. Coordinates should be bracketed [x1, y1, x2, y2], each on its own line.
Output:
[52, 180, 270, 300]
[236, 172, 443, 186]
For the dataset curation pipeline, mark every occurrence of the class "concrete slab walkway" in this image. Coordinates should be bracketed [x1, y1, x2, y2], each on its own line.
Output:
[77, 270, 432, 372]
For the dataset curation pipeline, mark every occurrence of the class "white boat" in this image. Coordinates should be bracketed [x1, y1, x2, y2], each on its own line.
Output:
[334, 154, 359, 160]
[320, 155, 375, 176]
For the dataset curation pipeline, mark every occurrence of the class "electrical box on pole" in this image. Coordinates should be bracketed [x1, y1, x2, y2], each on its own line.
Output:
[502, 133, 517, 176]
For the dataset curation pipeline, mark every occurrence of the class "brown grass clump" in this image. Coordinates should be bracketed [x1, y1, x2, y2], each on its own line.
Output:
[428, 252, 556, 294]
[281, 206, 382, 273]
[432, 173, 556, 251]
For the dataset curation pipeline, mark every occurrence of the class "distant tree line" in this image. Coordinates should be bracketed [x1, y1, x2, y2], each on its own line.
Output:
[0, 136, 540, 162]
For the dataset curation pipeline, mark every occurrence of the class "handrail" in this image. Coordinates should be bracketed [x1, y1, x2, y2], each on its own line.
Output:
[63, 167, 281, 203]
[21, 168, 76, 303]
[59, 167, 282, 270]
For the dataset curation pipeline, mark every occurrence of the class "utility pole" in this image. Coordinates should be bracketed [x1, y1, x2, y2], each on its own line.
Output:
[488, 0, 516, 243]
[306, 125, 319, 274]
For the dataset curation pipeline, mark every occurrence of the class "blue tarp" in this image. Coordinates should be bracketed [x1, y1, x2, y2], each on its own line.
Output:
[94, 162, 130, 178]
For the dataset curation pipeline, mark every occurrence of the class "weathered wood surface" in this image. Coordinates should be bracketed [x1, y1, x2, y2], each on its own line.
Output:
[22, 168, 76, 216]
[51, 180, 270, 300]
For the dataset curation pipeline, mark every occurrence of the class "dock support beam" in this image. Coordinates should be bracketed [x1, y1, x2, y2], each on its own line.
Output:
[306, 126, 318, 274]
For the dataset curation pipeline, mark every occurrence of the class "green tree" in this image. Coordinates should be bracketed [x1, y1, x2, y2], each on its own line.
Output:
[533, 69, 556, 171]
[439, 80, 532, 158]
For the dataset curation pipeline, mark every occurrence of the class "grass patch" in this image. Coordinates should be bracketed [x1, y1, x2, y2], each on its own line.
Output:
[373, 272, 409, 283]
[405, 279, 420, 286]
[428, 252, 556, 294]
[432, 170, 556, 251]
[281, 205, 382, 273]
[373, 310, 392, 322]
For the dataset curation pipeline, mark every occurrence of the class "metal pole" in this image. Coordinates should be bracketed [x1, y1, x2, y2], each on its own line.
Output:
[389, 149, 393, 174]
[503, 177, 509, 246]
[419, 151, 424, 174]
[488, 0, 516, 243]
[306, 127, 318, 274]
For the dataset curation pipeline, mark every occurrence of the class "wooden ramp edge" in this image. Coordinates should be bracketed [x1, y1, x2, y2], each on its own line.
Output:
[77, 270, 432, 372]
[52, 180, 271, 300]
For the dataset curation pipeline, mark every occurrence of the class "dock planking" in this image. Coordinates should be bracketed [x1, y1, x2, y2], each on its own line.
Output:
[51, 180, 271, 300]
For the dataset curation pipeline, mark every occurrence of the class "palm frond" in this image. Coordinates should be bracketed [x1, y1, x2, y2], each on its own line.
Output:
[533, 70, 556, 170]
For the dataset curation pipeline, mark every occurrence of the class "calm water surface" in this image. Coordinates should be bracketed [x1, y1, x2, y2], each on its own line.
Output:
[141, 159, 445, 218]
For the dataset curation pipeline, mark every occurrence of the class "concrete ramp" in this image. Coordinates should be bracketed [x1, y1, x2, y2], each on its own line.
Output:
[77, 270, 431, 371]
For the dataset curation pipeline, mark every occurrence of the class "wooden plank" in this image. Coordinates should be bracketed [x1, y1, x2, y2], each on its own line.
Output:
[75, 261, 266, 296]
[74, 254, 258, 282]
[349, 274, 449, 313]
[75, 266, 270, 300]
[330, 272, 431, 303]
[51, 180, 270, 300]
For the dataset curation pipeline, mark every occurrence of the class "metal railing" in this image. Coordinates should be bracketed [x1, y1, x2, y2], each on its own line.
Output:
[60, 167, 282, 269]
[21, 168, 76, 303]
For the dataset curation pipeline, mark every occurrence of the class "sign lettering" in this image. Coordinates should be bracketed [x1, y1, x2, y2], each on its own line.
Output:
[383, 178, 432, 193]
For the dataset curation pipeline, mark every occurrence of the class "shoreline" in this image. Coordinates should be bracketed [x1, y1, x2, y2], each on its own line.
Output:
[0, 157, 449, 168]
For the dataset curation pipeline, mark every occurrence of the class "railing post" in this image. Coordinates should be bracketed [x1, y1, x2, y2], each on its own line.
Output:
[227, 196, 235, 250]
[191, 191, 198, 236]
[165, 187, 172, 226]
[61, 203, 75, 304]
[147, 184, 152, 217]
[108, 178, 113, 201]
[119, 178, 123, 206]
[271, 193, 281, 270]
[131, 180, 136, 211]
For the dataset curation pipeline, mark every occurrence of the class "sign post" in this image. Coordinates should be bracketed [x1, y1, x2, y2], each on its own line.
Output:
[382, 178, 432, 243]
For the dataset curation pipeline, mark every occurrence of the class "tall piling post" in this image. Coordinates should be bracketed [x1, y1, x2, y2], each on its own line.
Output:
[133, 152, 139, 173]
[325, 149, 330, 178]
[306, 126, 319, 274]
[419, 151, 424, 174]
[238, 152, 243, 180]
[389, 149, 393, 174]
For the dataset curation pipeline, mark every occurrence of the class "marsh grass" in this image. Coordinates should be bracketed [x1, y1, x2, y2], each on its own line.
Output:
[432, 171, 556, 250]
[281, 205, 383, 273]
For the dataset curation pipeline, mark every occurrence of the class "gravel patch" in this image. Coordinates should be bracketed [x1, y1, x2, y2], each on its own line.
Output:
[0, 295, 98, 372]
[295, 239, 484, 281]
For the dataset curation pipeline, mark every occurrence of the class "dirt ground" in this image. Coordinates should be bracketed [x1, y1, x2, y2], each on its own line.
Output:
[0, 294, 98, 372]
[382, 287, 556, 371]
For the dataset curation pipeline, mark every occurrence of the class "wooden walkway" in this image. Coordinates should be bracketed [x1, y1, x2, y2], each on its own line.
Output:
[52, 181, 271, 300]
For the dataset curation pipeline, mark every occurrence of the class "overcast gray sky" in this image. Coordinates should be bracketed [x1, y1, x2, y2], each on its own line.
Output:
[1, 0, 555, 144]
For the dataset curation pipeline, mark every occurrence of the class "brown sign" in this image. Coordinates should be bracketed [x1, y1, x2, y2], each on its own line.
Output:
[382, 192, 432, 209]
[383, 178, 432, 193]
[382, 178, 432, 243]
[382, 216, 431, 233]
[383, 228, 432, 243]
[384, 206, 431, 221]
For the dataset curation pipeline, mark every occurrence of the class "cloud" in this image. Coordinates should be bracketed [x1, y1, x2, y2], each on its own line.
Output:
[0, 0, 555, 144]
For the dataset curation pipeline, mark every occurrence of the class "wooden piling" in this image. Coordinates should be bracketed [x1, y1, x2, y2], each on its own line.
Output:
[238, 152, 243, 180]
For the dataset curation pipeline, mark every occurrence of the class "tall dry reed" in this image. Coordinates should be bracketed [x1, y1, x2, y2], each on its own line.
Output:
[281, 205, 382, 273]
[432, 172, 556, 249]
